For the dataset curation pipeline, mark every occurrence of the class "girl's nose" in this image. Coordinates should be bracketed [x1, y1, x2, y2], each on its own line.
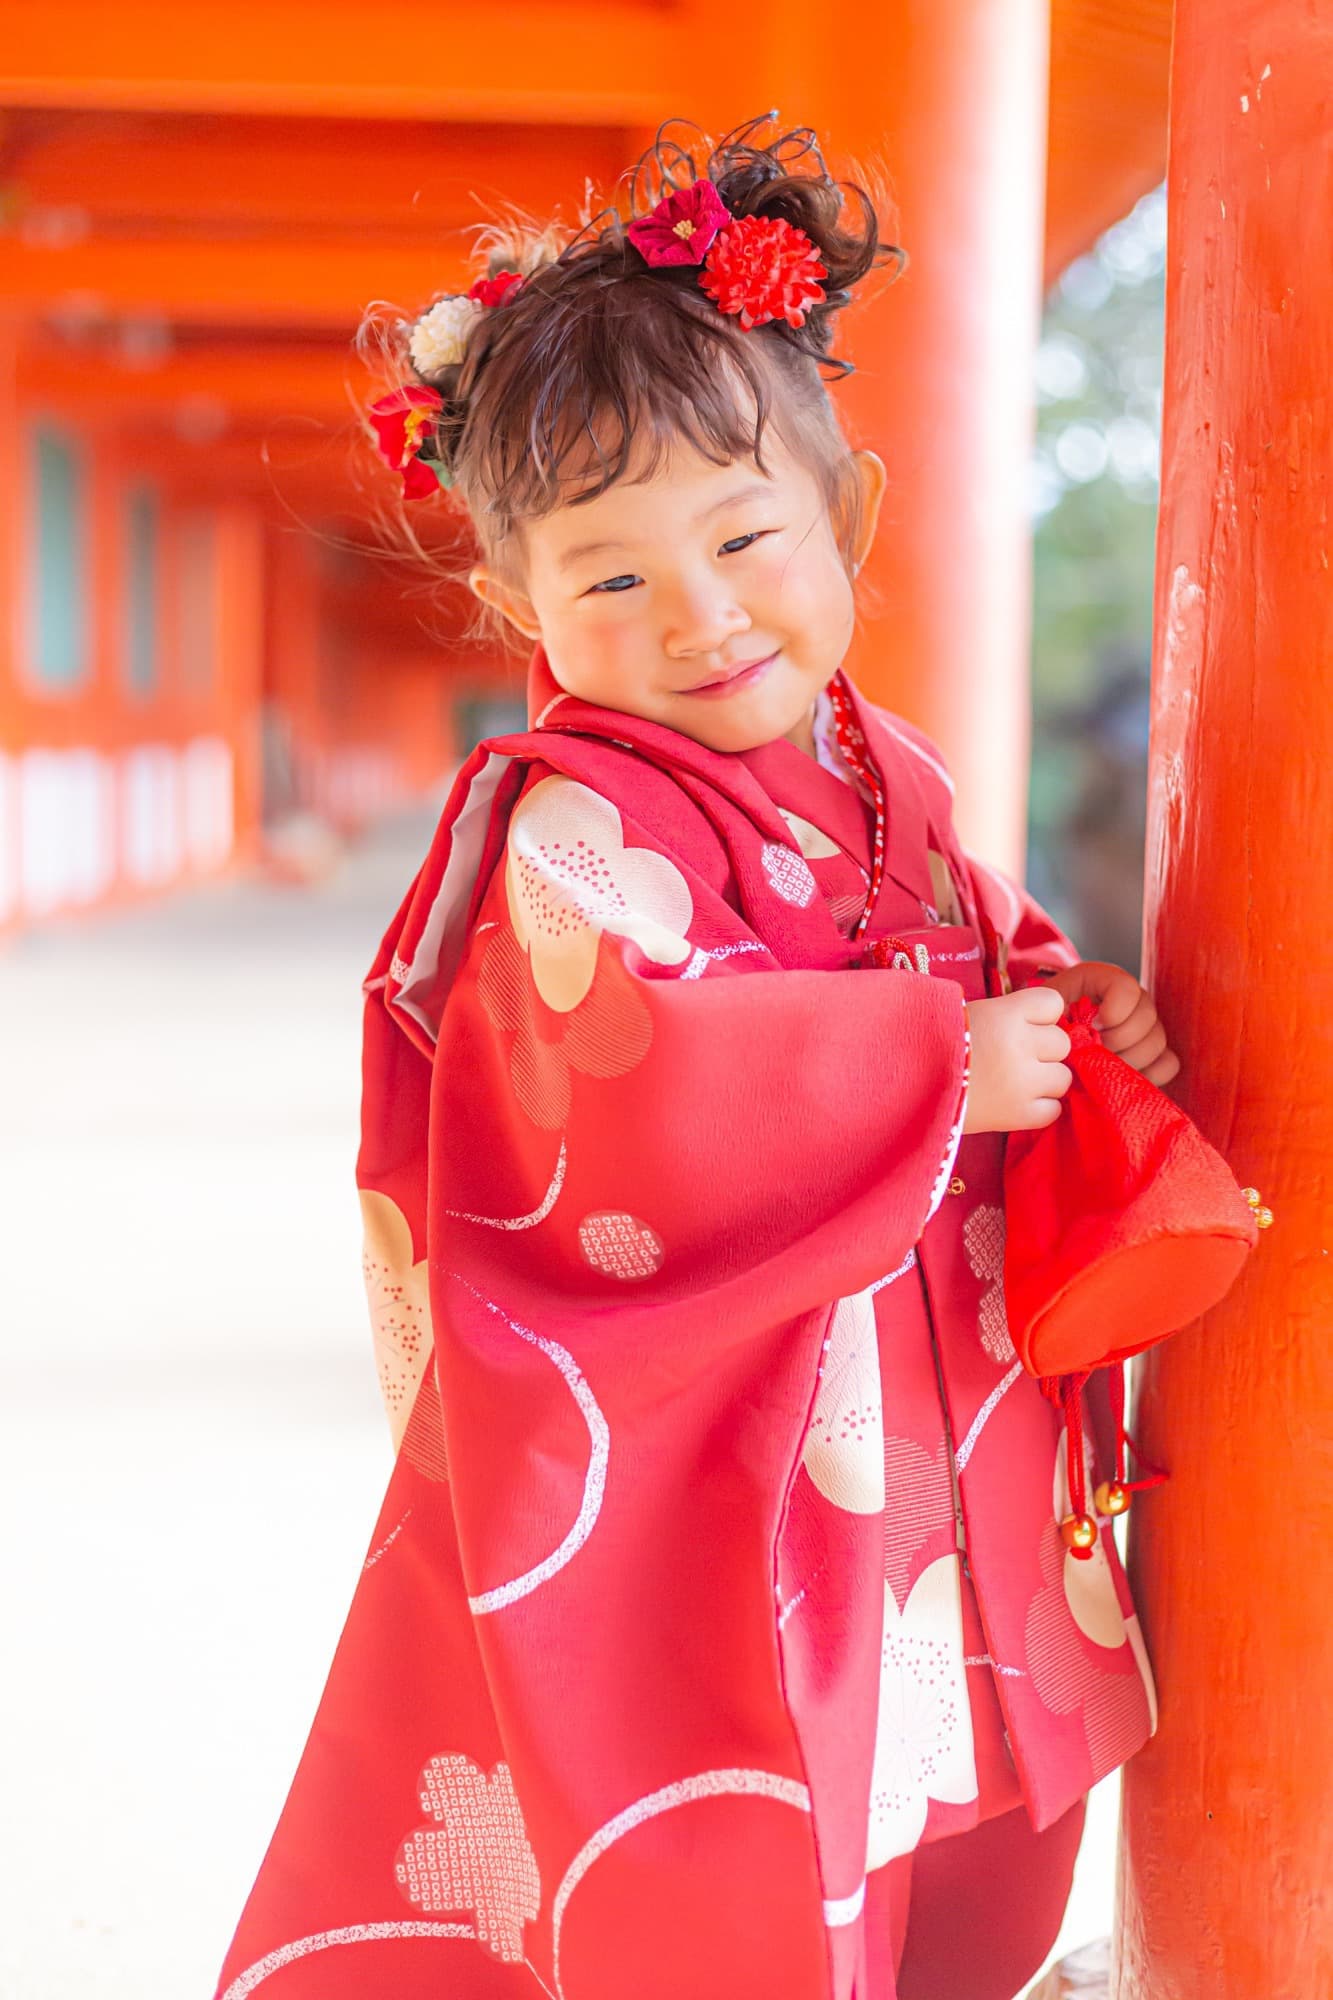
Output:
[661, 579, 752, 659]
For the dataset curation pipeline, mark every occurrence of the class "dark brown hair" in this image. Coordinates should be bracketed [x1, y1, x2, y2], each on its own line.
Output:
[356, 113, 906, 627]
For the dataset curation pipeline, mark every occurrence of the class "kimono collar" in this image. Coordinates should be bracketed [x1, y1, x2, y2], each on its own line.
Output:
[523, 643, 795, 852]
[829, 671, 941, 916]
[524, 644, 941, 918]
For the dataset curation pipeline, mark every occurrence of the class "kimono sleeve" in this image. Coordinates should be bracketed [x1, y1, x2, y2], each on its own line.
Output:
[356, 858, 438, 1452]
[428, 765, 972, 1342]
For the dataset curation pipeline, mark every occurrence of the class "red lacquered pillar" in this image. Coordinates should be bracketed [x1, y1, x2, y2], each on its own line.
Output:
[1115, 7, 1333, 1997]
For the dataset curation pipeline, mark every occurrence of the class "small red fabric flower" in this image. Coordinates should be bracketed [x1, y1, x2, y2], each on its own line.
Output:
[700, 214, 828, 330]
[627, 179, 731, 268]
[468, 270, 525, 308]
[367, 384, 447, 499]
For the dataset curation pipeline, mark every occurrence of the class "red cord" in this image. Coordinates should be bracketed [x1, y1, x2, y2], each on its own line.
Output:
[1038, 1370, 1093, 1516]
[1064, 1373, 1091, 1515]
[827, 675, 888, 944]
[1109, 1360, 1170, 1493]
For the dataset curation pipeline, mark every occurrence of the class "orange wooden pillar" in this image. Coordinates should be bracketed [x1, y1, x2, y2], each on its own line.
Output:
[213, 501, 266, 865]
[262, 524, 326, 815]
[697, 3, 1051, 873]
[1114, 7, 1333, 1997]
[0, 323, 20, 925]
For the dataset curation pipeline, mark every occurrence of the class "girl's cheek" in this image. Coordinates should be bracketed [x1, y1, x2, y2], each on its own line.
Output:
[553, 599, 643, 690]
[585, 601, 645, 667]
[759, 539, 846, 623]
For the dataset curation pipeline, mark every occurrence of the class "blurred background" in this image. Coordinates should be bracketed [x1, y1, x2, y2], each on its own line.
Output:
[0, 41, 1165, 2000]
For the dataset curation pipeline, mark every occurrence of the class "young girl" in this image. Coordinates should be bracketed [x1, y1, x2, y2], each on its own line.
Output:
[215, 116, 1179, 2000]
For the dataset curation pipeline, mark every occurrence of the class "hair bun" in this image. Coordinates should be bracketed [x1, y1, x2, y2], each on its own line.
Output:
[633, 113, 904, 360]
[356, 110, 904, 573]
[740, 123, 899, 317]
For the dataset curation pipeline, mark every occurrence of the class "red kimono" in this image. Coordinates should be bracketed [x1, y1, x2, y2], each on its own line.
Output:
[214, 652, 1157, 2000]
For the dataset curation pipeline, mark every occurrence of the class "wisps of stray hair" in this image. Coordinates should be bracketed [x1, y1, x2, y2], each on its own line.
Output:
[354, 112, 905, 645]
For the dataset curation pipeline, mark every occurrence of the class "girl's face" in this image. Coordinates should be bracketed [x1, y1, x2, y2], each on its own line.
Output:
[469, 427, 886, 755]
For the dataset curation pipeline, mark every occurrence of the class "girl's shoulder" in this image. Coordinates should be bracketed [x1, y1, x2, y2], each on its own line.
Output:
[856, 695, 958, 803]
[490, 737, 738, 902]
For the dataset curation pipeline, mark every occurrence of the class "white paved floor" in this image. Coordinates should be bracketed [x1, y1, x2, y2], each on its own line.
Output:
[0, 810, 1118, 1999]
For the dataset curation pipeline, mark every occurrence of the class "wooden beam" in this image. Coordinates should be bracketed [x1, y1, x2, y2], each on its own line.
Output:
[21, 342, 360, 427]
[0, 3, 1175, 290]
[0, 231, 478, 330]
[2, 1, 687, 124]
[3, 110, 629, 239]
[0, 109, 636, 330]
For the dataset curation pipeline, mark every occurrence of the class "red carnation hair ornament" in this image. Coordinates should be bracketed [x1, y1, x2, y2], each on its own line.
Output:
[700, 211, 828, 330]
[628, 178, 828, 331]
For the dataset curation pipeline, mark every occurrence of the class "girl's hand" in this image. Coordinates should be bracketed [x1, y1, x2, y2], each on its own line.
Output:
[1038, 959, 1182, 1088]
[963, 986, 1073, 1134]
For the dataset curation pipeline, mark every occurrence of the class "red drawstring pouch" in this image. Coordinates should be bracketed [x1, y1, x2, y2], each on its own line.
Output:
[1003, 994, 1262, 1377]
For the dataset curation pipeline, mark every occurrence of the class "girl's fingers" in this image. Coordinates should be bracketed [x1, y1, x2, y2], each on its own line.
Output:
[1044, 961, 1106, 1009]
[1141, 1048, 1182, 1087]
[1024, 984, 1068, 1024]
[1097, 991, 1157, 1052]
[1035, 1061, 1073, 1099]
[1048, 962, 1151, 1038]
[1035, 1023, 1072, 1061]
[1028, 1096, 1065, 1128]
[1085, 964, 1143, 1033]
[1116, 1020, 1169, 1072]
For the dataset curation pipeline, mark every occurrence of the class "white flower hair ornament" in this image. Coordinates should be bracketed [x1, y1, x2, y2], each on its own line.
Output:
[407, 294, 486, 380]
[367, 268, 525, 499]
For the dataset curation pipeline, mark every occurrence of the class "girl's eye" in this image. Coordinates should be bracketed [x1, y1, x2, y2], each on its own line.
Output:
[585, 532, 771, 595]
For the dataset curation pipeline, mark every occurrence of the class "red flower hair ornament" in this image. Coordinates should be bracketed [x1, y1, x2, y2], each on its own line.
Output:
[468, 270, 525, 309]
[367, 270, 524, 499]
[700, 211, 827, 330]
[629, 178, 828, 331]
[369, 170, 833, 503]
[627, 178, 731, 266]
[366, 383, 450, 499]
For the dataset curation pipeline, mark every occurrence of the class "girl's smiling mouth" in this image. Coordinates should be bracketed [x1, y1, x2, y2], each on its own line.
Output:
[681, 650, 780, 698]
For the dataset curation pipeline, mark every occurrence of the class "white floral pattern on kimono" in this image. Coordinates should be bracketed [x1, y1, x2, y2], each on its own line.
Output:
[361, 1188, 432, 1449]
[802, 1287, 886, 1513]
[506, 776, 693, 1011]
[866, 1554, 979, 1869]
[394, 1755, 540, 1962]
[1053, 1430, 1128, 1649]
[962, 1201, 1018, 1365]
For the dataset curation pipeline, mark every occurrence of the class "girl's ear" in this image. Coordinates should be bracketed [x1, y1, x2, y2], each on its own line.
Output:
[468, 563, 542, 640]
[849, 450, 887, 575]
